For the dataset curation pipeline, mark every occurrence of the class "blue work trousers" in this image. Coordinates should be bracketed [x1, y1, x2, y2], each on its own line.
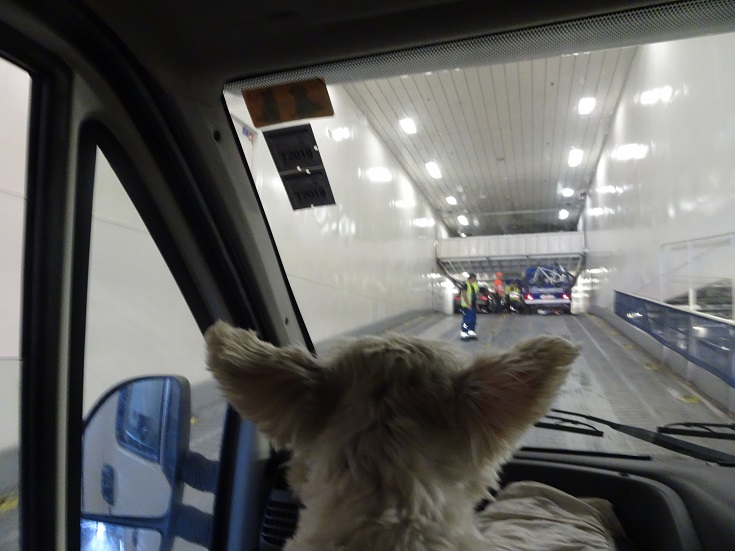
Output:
[461, 307, 477, 332]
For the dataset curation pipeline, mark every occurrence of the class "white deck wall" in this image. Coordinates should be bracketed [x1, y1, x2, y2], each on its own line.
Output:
[584, 32, 735, 309]
[227, 86, 446, 342]
[583, 32, 735, 411]
[0, 59, 29, 451]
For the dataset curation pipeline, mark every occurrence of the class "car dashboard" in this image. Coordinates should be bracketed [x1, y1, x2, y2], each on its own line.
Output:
[253, 449, 735, 551]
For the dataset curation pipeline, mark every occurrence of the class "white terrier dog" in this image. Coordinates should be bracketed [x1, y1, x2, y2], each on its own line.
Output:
[205, 321, 578, 551]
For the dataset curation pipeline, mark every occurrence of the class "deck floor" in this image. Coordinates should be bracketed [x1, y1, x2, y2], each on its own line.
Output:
[353, 311, 735, 459]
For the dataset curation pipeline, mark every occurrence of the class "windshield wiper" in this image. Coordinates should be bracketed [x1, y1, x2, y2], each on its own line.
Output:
[535, 415, 604, 437]
[658, 422, 735, 441]
[549, 409, 735, 465]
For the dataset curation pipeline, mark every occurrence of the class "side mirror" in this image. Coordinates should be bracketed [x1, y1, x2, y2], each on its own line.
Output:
[81, 376, 190, 551]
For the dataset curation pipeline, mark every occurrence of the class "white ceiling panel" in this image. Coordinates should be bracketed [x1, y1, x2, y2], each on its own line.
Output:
[343, 45, 636, 236]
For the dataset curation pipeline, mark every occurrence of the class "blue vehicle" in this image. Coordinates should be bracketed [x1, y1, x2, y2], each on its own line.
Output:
[523, 265, 573, 314]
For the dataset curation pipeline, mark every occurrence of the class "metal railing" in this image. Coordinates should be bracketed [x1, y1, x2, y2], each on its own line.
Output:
[615, 291, 735, 387]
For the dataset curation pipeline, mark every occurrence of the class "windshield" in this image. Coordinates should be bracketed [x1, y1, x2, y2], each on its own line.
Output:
[223, 12, 735, 462]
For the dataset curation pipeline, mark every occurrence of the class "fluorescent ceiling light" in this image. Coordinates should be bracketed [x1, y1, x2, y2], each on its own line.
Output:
[399, 117, 417, 134]
[393, 199, 416, 209]
[366, 167, 392, 182]
[640, 90, 657, 105]
[640, 86, 673, 105]
[460, 233, 466, 237]
[597, 185, 624, 194]
[578, 97, 596, 115]
[611, 143, 649, 161]
[425, 161, 442, 179]
[568, 148, 583, 167]
[558, 209, 570, 220]
[445, 195, 457, 205]
[328, 127, 351, 141]
[561, 187, 575, 198]
[457, 215, 469, 226]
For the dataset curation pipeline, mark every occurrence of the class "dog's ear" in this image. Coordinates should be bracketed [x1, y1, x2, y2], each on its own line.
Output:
[456, 335, 578, 448]
[205, 321, 327, 447]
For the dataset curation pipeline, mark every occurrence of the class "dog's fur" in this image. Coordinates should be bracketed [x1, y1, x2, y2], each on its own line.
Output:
[205, 321, 578, 551]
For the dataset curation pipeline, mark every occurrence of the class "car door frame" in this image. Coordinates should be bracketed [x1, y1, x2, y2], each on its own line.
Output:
[1, 5, 312, 551]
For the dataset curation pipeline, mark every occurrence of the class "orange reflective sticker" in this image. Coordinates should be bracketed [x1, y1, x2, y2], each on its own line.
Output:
[243, 78, 334, 128]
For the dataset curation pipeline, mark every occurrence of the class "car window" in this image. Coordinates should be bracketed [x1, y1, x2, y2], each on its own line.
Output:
[81, 147, 225, 550]
[0, 55, 30, 551]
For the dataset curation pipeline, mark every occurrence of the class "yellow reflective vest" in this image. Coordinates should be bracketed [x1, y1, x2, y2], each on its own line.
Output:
[460, 281, 480, 308]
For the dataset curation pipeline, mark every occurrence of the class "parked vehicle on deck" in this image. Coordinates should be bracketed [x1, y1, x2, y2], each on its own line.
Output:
[477, 285, 494, 313]
[523, 265, 573, 314]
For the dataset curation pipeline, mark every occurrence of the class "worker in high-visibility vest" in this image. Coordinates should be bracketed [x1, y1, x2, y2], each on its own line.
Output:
[460, 273, 479, 340]
[493, 271, 505, 296]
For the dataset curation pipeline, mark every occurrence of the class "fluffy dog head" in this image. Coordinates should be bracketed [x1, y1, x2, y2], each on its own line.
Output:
[205, 321, 578, 550]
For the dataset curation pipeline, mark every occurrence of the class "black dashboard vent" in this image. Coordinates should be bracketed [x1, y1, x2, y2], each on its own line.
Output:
[260, 489, 301, 551]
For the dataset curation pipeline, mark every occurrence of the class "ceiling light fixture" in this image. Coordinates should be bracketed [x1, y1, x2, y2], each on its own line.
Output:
[365, 167, 392, 182]
[425, 161, 442, 179]
[640, 85, 673, 105]
[597, 185, 623, 194]
[568, 148, 583, 168]
[561, 187, 575, 198]
[414, 217, 435, 228]
[558, 209, 570, 220]
[328, 127, 351, 141]
[578, 97, 596, 115]
[399, 117, 417, 134]
[393, 199, 416, 209]
[445, 195, 457, 205]
[457, 215, 469, 226]
[611, 143, 649, 161]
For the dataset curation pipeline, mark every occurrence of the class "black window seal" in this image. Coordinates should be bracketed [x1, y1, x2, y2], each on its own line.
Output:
[0, 21, 78, 551]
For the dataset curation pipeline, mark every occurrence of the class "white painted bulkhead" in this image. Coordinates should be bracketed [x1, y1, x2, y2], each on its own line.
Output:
[584, 31, 735, 309]
[227, 85, 447, 343]
[0, 59, 29, 452]
[583, 31, 735, 411]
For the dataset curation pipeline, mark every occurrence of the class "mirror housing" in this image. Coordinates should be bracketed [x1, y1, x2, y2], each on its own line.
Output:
[81, 376, 191, 551]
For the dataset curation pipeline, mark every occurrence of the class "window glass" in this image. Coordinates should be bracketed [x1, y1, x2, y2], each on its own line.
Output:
[0, 56, 31, 551]
[82, 148, 224, 550]
[224, 25, 735, 462]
